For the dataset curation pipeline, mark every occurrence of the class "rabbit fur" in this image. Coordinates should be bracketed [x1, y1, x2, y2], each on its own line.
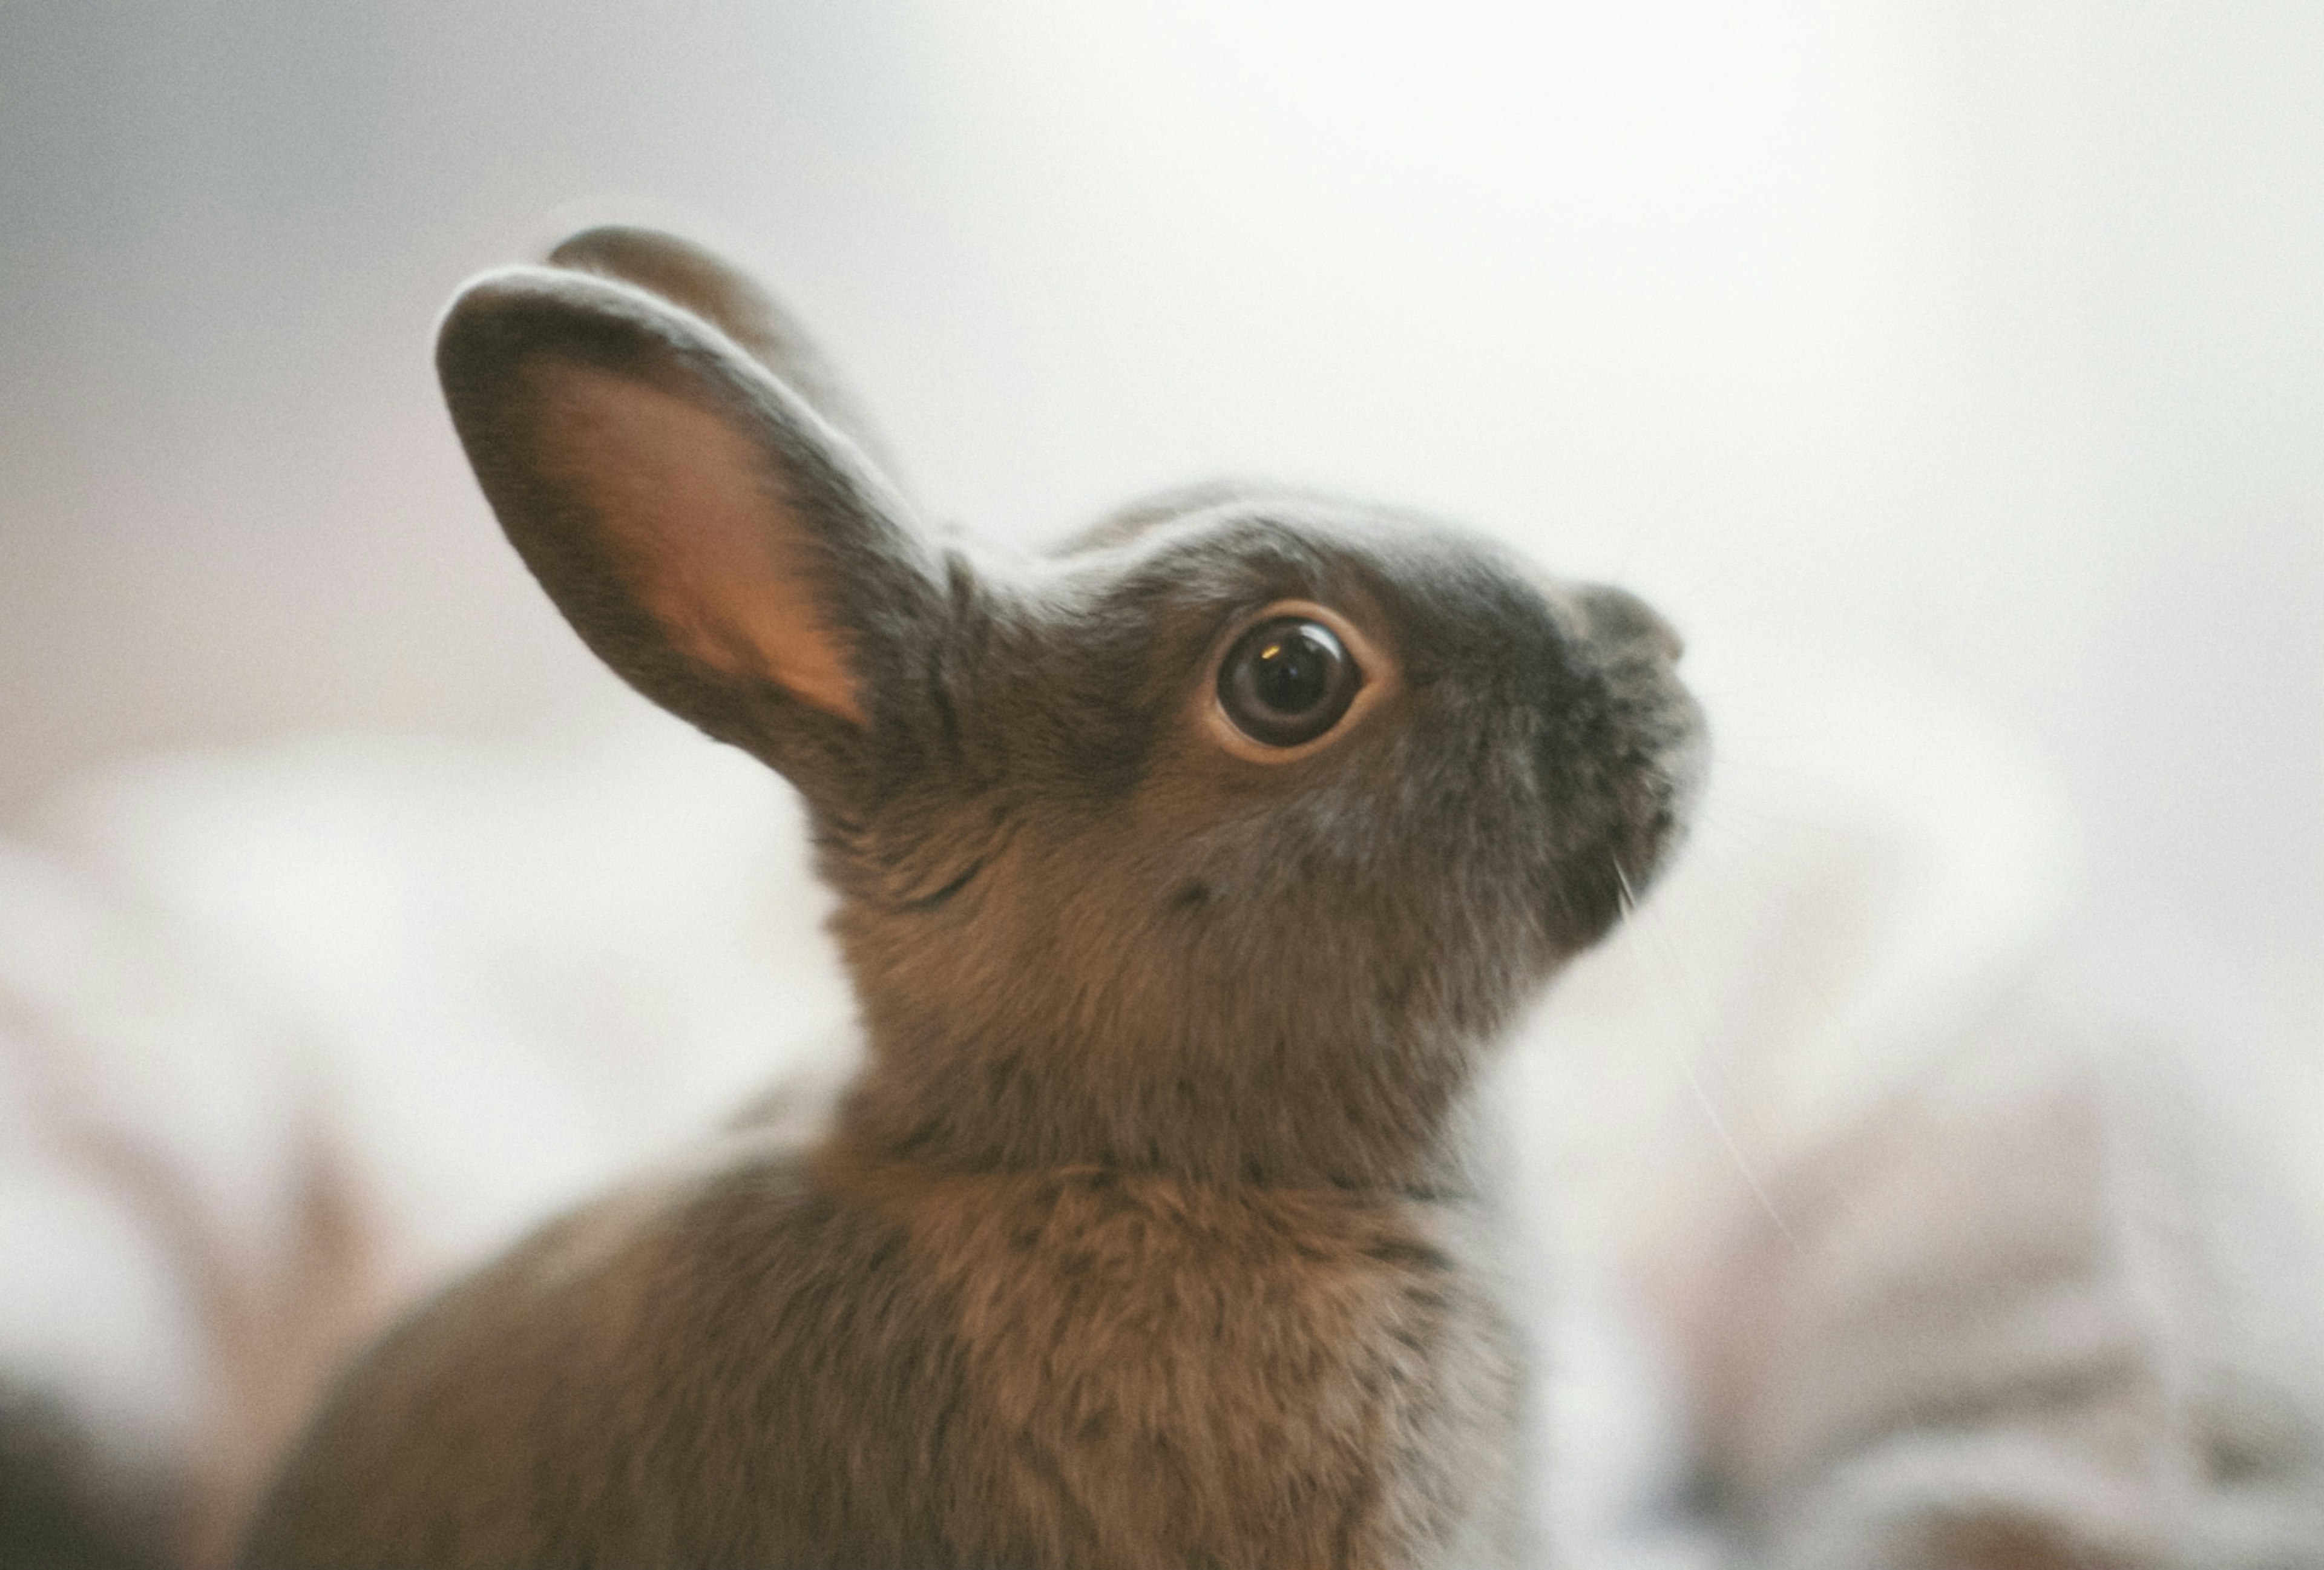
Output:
[232, 227, 1705, 1569]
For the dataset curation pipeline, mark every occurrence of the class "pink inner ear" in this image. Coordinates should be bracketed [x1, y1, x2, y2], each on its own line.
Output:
[537, 363, 867, 726]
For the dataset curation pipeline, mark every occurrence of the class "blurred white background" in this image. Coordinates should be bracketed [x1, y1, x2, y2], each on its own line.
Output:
[1, 10, 2319, 1561]
[1, 0, 2316, 1039]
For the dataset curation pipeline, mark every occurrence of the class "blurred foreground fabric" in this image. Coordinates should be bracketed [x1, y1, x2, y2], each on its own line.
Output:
[1, 657, 2318, 1569]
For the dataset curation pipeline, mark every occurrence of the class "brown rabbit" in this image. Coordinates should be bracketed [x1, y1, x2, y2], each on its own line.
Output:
[238, 226, 1704, 1570]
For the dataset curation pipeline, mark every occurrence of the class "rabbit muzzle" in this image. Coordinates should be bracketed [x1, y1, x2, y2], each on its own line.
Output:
[1532, 580, 1707, 945]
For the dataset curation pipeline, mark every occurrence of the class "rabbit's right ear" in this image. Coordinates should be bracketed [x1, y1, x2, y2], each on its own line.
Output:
[436, 264, 944, 801]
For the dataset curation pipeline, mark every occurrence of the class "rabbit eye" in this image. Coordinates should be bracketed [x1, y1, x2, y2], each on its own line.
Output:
[1217, 616, 1361, 747]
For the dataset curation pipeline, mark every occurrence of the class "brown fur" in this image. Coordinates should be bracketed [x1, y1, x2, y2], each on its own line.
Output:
[245, 1119, 1525, 1568]
[239, 227, 1701, 1568]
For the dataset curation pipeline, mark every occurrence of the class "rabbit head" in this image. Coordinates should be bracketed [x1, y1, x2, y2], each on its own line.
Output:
[438, 228, 1704, 1194]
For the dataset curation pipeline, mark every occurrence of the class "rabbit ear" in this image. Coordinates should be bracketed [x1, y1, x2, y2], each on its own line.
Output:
[542, 226, 901, 478]
[436, 264, 941, 791]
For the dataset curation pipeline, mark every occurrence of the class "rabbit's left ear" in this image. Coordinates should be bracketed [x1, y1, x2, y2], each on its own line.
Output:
[542, 225, 902, 479]
[436, 262, 944, 796]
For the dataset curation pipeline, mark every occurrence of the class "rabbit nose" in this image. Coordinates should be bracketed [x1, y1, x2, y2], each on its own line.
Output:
[1574, 583, 1683, 663]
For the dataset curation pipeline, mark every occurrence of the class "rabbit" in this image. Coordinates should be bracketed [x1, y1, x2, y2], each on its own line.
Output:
[235, 225, 1705, 1570]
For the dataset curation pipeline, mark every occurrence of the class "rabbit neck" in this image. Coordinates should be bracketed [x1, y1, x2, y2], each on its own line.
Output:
[833, 1023, 1497, 1197]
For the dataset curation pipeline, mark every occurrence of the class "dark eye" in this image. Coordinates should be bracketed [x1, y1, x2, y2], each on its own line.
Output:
[1217, 616, 1362, 748]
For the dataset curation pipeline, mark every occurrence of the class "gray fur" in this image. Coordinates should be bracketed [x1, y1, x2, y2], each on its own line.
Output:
[240, 229, 1704, 1569]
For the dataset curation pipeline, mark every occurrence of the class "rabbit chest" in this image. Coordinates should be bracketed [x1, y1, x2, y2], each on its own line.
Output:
[815, 1148, 1532, 1570]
